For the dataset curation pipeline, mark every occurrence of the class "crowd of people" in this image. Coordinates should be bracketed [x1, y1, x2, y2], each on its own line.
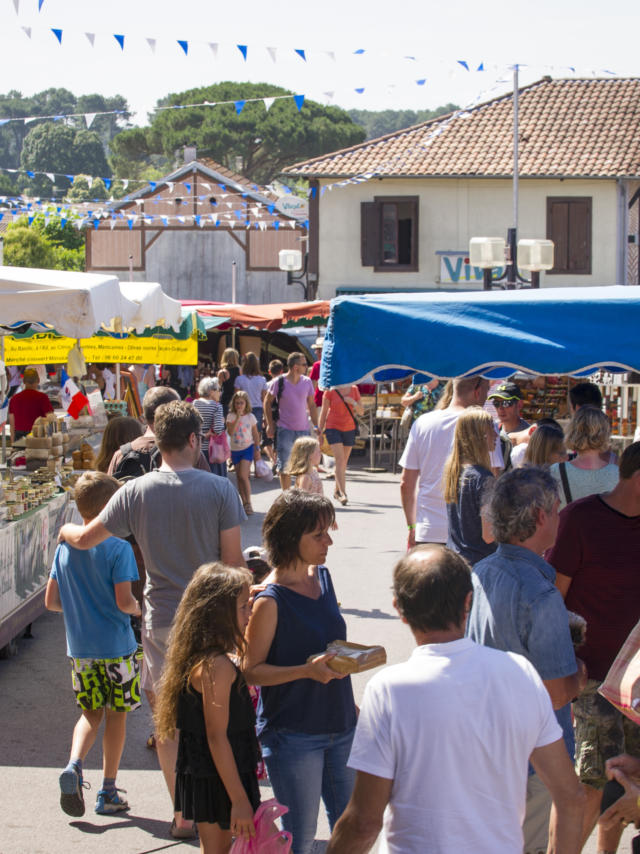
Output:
[31, 351, 640, 854]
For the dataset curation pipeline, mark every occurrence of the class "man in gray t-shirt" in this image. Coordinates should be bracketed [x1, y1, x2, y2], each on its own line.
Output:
[58, 400, 245, 835]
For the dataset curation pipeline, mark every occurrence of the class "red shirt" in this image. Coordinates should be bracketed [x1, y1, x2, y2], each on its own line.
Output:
[547, 494, 640, 680]
[309, 360, 323, 407]
[9, 388, 54, 433]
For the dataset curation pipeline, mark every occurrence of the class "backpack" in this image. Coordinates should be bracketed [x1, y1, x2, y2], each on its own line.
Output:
[112, 441, 162, 481]
[271, 376, 285, 424]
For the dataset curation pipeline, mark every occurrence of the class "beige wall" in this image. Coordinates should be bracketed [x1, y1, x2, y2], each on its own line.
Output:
[316, 177, 620, 296]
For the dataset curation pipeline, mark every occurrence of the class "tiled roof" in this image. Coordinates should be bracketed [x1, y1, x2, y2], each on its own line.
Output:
[284, 77, 640, 180]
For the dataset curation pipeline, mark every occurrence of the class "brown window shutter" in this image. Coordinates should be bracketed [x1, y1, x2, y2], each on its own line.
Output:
[361, 201, 380, 266]
[568, 198, 592, 274]
[548, 200, 569, 272]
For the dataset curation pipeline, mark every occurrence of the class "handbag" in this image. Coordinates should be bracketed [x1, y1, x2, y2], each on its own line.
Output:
[598, 619, 640, 726]
[208, 431, 230, 464]
[229, 798, 292, 853]
[255, 458, 274, 481]
[335, 388, 359, 436]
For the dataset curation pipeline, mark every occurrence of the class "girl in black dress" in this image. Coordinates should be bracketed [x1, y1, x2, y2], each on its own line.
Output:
[155, 563, 260, 853]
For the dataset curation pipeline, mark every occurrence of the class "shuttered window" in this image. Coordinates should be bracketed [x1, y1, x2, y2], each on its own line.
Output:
[361, 196, 419, 271]
[546, 197, 592, 275]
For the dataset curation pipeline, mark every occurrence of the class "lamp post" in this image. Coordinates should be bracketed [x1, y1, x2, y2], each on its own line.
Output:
[278, 248, 315, 300]
[469, 236, 554, 289]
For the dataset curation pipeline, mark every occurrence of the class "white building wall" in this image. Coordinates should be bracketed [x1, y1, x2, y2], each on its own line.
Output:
[316, 177, 619, 296]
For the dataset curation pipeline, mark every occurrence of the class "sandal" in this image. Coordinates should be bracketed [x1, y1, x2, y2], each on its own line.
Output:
[333, 489, 348, 506]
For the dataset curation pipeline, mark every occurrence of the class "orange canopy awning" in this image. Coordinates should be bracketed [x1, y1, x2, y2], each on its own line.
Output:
[183, 300, 330, 331]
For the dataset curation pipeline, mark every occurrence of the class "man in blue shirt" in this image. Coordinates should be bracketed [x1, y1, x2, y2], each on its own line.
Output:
[467, 466, 587, 854]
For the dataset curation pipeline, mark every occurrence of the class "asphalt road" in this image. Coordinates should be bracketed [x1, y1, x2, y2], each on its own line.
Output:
[0, 458, 634, 853]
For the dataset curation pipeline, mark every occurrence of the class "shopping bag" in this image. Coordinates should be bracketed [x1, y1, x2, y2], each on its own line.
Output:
[209, 431, 230, 464]
[255, 458, 274, 481]
[598, 619, 640, 725]
[229, 798, 292, 853]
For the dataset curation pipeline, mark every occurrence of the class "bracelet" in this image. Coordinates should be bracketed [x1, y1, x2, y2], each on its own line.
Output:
[407, 523, 416, 530]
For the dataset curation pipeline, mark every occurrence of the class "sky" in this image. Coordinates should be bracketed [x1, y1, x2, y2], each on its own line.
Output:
[1, 0, 640, 126]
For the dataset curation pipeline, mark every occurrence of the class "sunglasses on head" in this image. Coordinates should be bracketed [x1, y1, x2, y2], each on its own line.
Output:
[493, 399, 518, 409]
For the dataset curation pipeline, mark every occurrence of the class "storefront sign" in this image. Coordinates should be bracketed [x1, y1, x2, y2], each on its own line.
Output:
[437, 251, 505, 285]
[4, 331, 198, 366]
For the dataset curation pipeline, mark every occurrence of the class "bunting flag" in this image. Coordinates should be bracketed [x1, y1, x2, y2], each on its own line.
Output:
[177, 39, 188, 56]
[237, 44, 248, 61]
[51, 27, 62, 44]
[113, 33, 125, 50]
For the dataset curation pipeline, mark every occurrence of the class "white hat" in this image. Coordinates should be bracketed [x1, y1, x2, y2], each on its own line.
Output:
[312, 336, 325, 350]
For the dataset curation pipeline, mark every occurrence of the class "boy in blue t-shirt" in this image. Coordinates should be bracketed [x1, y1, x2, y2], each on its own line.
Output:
[46, 471, 141, 819]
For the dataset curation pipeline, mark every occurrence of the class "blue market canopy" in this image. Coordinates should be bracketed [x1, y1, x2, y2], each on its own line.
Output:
[319, 286, 640, 387]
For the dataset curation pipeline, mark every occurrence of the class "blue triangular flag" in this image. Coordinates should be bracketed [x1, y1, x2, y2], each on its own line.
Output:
[103, 178, 111, 190]
[293, 94, 305, 111]
[294, 49, 306, 61]
[355, 87, 365, 95]
[26, 170, 34, 178]
[457, 60, 469, 71]
[184, 182, 191, 193]
[416, 79, 426, 86]
[274, 221, 280, 230]
[162, 217, 168, 226]
[60, 217, 66, 228]
[237, 44, 247, 61]
[114, 34, 125, 50]
[477, 62, 484, 71]
[65, 174, 74, 184]
[178, 40, 188, 55]
[38, 0, 45, 9]
[28, 215, 34, 225]
[194, 214, 201, 226]
[149, 181, 156, 191]
[353, 48, 365, 54]
[93, 219, 100, 230]
[51, 28, 63, 44]
[0, 119, 9, 126]
[267, 204, 275, 214]
[128, 218, 134, 230]
[235, 100, 246, 115]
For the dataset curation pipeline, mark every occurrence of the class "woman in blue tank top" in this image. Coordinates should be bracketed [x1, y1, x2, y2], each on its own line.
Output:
[243, 490, 357, 854]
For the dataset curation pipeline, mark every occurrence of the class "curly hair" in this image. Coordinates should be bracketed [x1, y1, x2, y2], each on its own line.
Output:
[154, 562, 252, 742]
[442, 407, 494, 503]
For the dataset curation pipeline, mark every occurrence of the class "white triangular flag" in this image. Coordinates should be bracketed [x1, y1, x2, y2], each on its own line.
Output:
[85, 112, 96, 128]
[266, 47, 277, 63]
[263, 97, 276, 112]
[165, 182, 174, 191]
[208, 42, 218, 58]
[45, 172, 55, 182]
[288, 220, 296, 229]
[24, 116, 38, 124]
[110, 218, 116, 230]
[86, 177, 93, 189]
[201, 182, 211, 191]
[230, 220, 236, 228]
[122, 180, 128, 190]
[210, 214, 218, 225]
[13, 0, 19, 13]
[325, 51, 335, 62]
[177, 216, 185, 223]
[259, 220, 267, 231]
[135, 198, 144, 206]
[21, 26, 31, 39]
[85, 32, 95, 46]
[323, 91, 335, 101]
[147, 38, 156, 52]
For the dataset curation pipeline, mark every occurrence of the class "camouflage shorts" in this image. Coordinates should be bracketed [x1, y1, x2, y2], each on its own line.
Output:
[70, 652, 141, 712]
[574, 679, 640, 789]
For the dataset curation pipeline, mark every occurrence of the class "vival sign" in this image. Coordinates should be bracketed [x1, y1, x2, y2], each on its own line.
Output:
[437, 251, 505, 285]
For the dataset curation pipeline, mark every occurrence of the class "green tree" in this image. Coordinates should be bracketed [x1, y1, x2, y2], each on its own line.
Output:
[2, 213, 85, 271]
[20, 122, 111, 197]
[2, 223, 56, 268]
[66, 176, 109, 202]
[348, 104, 459, 140]
[128, 81, 365, 184]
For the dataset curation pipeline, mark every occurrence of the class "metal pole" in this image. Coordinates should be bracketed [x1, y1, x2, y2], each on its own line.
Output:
[508, 64, 519, 289]
[1, 337, 5, 464]
[231, 260, 237, 350]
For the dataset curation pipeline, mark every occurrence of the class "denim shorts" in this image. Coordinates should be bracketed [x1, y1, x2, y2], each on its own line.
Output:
[276, 428, 310, 472]
[324, 428, 356, 447]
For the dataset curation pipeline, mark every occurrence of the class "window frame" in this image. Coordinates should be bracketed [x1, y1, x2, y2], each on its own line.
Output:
[361, 195, 419, 272]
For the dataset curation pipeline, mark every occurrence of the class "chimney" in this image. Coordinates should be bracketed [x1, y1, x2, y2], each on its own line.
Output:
[184, 145, 197, 163]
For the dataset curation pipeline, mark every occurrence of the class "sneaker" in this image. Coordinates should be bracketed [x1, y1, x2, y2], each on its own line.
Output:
[95, 788, 129, 815]
[59, 765, 88, 817]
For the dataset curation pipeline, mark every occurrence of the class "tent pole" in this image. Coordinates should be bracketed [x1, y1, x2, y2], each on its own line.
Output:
[0, 337, 5, 465]
[231, 261, 237, 350]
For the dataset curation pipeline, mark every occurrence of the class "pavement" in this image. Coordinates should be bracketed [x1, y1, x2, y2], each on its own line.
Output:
[0, 455, 635, 853]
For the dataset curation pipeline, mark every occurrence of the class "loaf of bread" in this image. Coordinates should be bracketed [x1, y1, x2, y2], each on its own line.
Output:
[26, 436, 53, 449]
[308, 640, 387, 675]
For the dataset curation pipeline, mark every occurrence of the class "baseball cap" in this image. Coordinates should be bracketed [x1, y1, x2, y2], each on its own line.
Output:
[488, 381, 523, 402]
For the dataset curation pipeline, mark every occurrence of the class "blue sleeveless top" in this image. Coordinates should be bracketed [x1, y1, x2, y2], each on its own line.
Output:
[256, 565, 357, 737]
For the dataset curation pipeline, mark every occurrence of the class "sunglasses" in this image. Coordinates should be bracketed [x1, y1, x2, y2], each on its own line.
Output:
[492, 399, 518, 409]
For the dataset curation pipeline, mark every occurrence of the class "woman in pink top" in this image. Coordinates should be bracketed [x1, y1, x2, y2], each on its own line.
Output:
[318, 385, 364, 506]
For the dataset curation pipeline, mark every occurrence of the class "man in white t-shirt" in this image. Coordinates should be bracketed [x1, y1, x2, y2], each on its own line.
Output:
[326, 546, 584, 854]
[399, 376, 490, 546]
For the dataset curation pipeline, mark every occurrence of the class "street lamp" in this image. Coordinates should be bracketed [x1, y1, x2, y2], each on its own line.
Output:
[469, 236, 554, 290]
[278, 248, 316, 300]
